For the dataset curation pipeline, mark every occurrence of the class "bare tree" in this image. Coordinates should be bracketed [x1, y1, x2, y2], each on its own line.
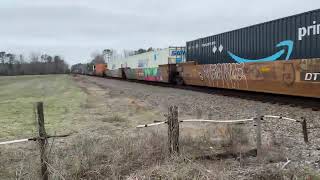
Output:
[19, 54, 25, 64]
[0, 52, 5, 64]
[30, 53, 40, 63]
[134, 48, 147, 55]
[102, 49, 112, 63]
[147, 47, 153, 52]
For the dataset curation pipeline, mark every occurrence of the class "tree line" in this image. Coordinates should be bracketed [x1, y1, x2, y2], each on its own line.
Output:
[0, 52, 69, 76]
[89, 47, 154, 64]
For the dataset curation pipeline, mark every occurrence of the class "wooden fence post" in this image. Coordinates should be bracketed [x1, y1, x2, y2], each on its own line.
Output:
[208, 112, 213, 120]
[168, 105, 179, 155]
[196, 108, 202, 119]
[37, 102, 48, 180]
[301, 117, 309, 143]
[255, 115, 262, 162]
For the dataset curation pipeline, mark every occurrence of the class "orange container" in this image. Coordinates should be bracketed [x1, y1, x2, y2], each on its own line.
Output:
[94, 64, 107, 76]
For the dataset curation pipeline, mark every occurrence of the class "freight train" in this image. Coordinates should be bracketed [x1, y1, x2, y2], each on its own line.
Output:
[72, 9, 320, 98]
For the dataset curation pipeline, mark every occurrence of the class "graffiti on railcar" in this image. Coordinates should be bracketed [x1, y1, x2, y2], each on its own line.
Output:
[135, 69, 144, 80]
[179, 59, 320, 97]
[125, 69, 137, 79]
[247, 63, 276, 81]
[299, 59, 320, 82]
[199, 63, 248, 89]
[259, 66, 271, 73]
[143, 68, 163, 81]
[300, 59, 320, 71]
[282, 63, 296, 86]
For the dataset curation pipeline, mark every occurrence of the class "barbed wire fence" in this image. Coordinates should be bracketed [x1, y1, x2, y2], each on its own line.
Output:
[136, 105, 310, 162]
[0, 104, 314, 178]
[0, 102, 71, 180]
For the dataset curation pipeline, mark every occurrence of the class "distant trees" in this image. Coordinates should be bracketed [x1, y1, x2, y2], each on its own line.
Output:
[102, 49, 113, 63]
[133, 47, 153, 55]
[135, 48, 147, 55]
[91, 55, 105, 64]
[103, 49, 112, 56]
[90, 51, 105, 64]
[90, 49, 116, 64]
[0, 51, 69, 76]
[88, 47, 157, 67]
[0, 52, 5, 64]
[147, 47, 153, 52]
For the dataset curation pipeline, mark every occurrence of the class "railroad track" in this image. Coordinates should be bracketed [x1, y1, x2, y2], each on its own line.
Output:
[88, 75, 320, 111]
[175, 85, 320, 111]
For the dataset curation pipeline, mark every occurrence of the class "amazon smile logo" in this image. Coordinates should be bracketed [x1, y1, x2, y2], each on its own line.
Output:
[227, 40, 294, 63]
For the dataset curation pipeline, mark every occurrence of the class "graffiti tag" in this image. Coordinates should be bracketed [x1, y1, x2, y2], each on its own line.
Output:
[199, 63, 248, 89]
[282, 63, 296, 86]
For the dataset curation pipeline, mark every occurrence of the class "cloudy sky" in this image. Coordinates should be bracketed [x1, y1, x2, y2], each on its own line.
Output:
[0, 0, 319, 65]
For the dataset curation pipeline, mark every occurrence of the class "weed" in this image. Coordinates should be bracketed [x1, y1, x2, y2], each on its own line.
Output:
[102, 114, 126, 123]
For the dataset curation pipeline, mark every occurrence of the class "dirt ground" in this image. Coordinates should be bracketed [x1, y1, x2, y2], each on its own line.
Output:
[73, 75, 320, 179]
[1, 74, 319, 179]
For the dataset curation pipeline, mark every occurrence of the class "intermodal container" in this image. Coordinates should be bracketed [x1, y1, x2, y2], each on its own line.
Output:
[187, 9, 320, 64]
[108, 47, 186, 70]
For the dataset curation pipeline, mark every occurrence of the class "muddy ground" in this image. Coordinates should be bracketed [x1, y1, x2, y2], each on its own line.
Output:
[1, 75, 319, 179]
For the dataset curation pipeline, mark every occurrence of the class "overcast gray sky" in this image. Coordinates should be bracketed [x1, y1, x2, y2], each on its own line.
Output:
[0, 0, 319, 65]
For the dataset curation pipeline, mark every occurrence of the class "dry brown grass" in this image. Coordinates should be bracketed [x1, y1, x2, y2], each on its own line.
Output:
[252, 166, 320, 180]
[53, 132, 167, 179]
[219, 124, 251, 154]
[2, 123, 319, 180]
[128, 156, 218, 180]
[105, 114, 126, 122]
[5, 127, 230, 180]
[3, 132, 164, 179]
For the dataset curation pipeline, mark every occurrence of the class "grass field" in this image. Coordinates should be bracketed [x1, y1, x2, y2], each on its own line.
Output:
[0, 75, 87, 140]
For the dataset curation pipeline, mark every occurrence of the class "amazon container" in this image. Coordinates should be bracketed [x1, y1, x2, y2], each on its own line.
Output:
[187, 9, 320, 64]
